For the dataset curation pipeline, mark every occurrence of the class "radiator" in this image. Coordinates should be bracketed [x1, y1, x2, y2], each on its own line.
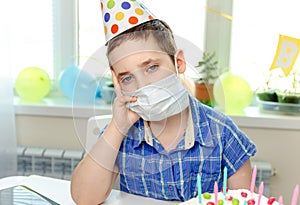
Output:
[17, 146, 274, 196]
[17, 146, 84, 180]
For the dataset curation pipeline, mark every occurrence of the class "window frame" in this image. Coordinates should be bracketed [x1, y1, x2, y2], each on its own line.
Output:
[17, 0, 233, 97]
[52, 0, 79, 82]
[204, 0, 233, 71]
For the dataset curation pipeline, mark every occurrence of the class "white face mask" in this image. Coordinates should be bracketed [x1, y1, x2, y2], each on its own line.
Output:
[122, 74, 189, 121]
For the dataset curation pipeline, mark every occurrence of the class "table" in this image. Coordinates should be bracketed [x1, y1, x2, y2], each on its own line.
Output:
[0, 175, 179, 205]
[0, 186, 57, 205]
[104, 189, 177, 205]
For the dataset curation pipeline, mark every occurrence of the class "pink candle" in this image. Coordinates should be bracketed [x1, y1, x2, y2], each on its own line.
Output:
[214, 181, 218, 205]
[278, 196, 283, 205]
[250, 165, 257, 193]
[291, 185, 299, 205]
[258, 181, 264, 205]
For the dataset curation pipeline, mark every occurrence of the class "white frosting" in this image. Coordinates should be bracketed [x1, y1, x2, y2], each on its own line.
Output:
[180, 189, 279, 205]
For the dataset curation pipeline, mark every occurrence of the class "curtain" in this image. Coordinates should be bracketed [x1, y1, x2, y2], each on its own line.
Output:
[0, 3, 17, 177]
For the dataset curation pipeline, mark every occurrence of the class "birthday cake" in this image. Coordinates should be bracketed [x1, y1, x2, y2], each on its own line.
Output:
[179, 188, 279, 205]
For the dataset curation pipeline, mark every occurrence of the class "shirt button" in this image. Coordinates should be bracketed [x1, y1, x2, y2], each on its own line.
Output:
[169, 185, 174, 191]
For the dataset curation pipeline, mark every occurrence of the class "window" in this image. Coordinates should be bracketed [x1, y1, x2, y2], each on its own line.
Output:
[6, 0, 53, 78]
[3, 0, 77, 81]
[78, 0, 105, 62]
[10, 0, 300, 95]
[5, 0, 300, 88]
[230, 0, 300, 90]
[6, 0, 206, 81]
[78, 0, 108, 78]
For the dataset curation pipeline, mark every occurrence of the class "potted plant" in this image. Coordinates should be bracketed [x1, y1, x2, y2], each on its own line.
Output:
[255, 71, 280, 102]
[256, 69, 300, 104]
[194, 51, 220, 107]
[256, 69, 300, 114]
[276, 70, 300, 104]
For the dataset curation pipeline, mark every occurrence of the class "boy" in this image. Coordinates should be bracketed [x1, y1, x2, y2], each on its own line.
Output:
[71, 1, 256, 204]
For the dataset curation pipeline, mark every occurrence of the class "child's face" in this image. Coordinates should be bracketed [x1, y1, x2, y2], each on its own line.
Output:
[108, 35, 176, 92]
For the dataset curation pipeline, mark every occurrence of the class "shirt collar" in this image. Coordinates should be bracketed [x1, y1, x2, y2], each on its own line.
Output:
[143, 102, 195, 150]
[131, 95, 215, 149]
[143, 121, 154, 146]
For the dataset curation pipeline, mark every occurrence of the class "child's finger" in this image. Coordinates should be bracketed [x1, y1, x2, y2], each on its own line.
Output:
[117, 95, 137, 104]
[111, 70, 122, 97]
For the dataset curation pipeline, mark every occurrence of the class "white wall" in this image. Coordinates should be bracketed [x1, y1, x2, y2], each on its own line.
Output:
[16, 115, 86, 149]
[239, 126, 300, 203]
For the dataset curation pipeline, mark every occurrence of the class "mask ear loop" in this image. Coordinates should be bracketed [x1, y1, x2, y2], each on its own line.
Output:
[174, 51, 179, 77]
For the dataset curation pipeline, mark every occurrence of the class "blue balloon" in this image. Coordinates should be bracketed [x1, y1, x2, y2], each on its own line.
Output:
[59, 66, 79, 99]
[58, 66, 98, 105]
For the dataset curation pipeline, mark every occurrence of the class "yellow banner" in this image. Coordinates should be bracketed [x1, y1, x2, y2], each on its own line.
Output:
[270, 35, 300, 76]
[205, 6, 233, 21]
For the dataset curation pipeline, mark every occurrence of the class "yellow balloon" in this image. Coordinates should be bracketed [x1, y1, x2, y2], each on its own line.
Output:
[213, 72, 253, 115]
[15, 67, 51, 102]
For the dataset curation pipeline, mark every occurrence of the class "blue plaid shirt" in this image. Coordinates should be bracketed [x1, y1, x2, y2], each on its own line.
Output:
[116, 96, 256, 201]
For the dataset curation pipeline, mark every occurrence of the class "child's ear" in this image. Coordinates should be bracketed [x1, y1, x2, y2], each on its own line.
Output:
[175, 50, 186, 74]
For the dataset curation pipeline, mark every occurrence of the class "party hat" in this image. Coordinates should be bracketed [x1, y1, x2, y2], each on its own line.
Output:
[100, 0, 156, 43]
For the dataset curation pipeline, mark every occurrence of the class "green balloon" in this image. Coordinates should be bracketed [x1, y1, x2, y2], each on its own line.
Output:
[213, 72, 253, 115]
[15, 67, 51, 102]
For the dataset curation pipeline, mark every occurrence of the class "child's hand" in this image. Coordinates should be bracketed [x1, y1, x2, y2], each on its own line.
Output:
[110, 71, 139, 136]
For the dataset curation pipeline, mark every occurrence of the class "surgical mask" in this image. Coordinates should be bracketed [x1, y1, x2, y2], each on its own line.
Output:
[122, 74, 189, 121]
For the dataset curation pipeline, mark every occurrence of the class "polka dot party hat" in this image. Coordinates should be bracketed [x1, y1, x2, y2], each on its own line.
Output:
[100, 0, 156, 43]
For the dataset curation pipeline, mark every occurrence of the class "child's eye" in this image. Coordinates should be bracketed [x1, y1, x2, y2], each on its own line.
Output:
[147, 65, 158, 72]
[120, 75, 133, 84]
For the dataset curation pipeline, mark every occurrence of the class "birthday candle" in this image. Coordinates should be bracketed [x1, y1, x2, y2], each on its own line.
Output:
[223, 167, 228, 196]
[278, 196, 283, 205]
[291, 185, 299, 205]
[214, 182, 218, 205]
[197, 174, 202, 204]
[241, 192, 248, 205]
[250, 165, 257, 194]
[258, 181, 264, 205]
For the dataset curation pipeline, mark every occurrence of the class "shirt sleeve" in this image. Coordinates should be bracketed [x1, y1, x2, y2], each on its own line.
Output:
[221, 116, 257, 178]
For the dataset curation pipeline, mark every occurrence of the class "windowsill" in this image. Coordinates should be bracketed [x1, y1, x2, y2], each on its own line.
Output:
[228, 106, 300, 130]
[14, 96, 300, 130]
[14, 96, 112, 118]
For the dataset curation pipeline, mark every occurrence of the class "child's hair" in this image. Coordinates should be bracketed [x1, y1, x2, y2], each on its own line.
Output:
[106, 19, 177, 59]
[106, 19, 195, 95]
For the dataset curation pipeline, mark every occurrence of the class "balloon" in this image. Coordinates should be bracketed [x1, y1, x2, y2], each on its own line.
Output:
[58, 66, 98, 105]
[213, 72, 253, 115]
[58, 66, 79, 100]
[15, 66, 51, 102]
